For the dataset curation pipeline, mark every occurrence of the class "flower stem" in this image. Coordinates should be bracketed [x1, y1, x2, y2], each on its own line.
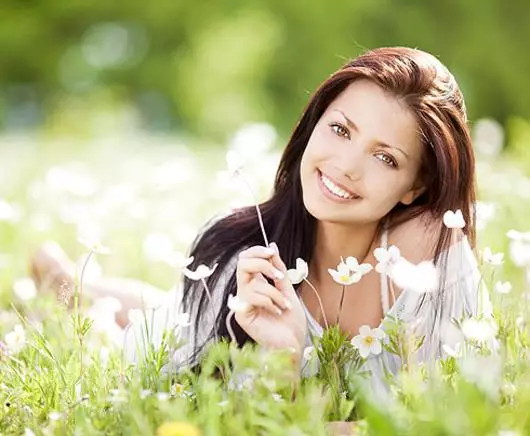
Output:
[336, 285, 346, 325]
[200, 278, 219, 342]
[240, 174, 269, 247]
[226, 310, 237, 344]
[303, 278, 329, 329]
[75, 249, 93, 380]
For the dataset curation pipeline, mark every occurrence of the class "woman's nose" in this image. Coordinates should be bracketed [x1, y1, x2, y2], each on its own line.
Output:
[336, 146, 364, 181]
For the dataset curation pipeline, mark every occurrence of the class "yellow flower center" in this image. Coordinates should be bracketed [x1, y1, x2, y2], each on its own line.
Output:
[339, 274, 350, 283]
[363, 336, 374, 346]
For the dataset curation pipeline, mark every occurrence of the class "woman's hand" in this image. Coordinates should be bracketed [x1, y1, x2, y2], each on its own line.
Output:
[234, 243, 308, 363]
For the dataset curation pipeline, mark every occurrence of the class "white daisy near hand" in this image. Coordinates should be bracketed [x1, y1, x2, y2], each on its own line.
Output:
[328, 257, 372, 285]
[328, 261, 357, 285]
[351, 325, 385, 358]
[482, 247, 504, 266]
[287, 258, 308, 285]
[374, 245, 401, 274]
[227, 294, 250, 313]
[345, 256, 373, 280]
[183, 263, 218, 281]
[443, 209, 465, 229]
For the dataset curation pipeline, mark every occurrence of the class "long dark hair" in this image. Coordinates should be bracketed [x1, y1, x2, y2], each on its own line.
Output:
[181, 46, 476, 363]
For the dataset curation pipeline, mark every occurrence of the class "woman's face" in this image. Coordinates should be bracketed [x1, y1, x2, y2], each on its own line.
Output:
[300, 79, 425, 226]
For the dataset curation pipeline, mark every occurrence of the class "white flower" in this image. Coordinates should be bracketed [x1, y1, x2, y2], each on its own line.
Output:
[303, 345, 315, 361]
[48, 411, 62, 421]
[226, 150, 245, 177]
[13, 278, 37, 301]
[4, 324, 26, 354]
[373, 245, 401, 274]
[140, 389, 152, 399]
[272, 393, 284, 403]
[461, 317, 498, 343]
[345, 256, 373, 278]
[506, 230, 530, 242]
[482, 247, 504, 266]
[328, 261, 357, 285]
[328, 257, 372, 285]
[156, 392, 170, 401]
[182, 263, 218, 281]
[227, 294, 250, 313]
[476, 201, 496, 231]
[443, 209, 465, 229]
[24, 429, 36, 436]
[351, 325, 385, 358]
[495, 281, 512, 294]
[165, 251, 194, 269]
[287, 258, 308, 285]
[78, 237, 111, 255]
[506, 230, 530, 267]
[389, 258, 439, 293]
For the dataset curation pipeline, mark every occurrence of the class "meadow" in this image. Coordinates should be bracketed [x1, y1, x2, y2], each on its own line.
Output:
[1, 123, 530, 435]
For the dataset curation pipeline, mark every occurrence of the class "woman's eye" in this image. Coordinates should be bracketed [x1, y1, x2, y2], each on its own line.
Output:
[375, 152, 397, 168]
[330, 123, 350, 139]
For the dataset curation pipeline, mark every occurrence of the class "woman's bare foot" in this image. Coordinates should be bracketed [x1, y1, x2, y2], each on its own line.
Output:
[30, 241, 76, 306]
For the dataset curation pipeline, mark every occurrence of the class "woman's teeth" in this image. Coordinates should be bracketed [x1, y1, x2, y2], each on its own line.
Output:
[319, 172, 356, 199]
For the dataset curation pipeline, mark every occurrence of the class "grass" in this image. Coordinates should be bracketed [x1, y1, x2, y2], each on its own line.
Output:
[1, 131, 530, 435]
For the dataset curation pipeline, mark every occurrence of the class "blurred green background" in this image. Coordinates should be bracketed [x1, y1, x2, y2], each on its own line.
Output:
[1, 0, 530, 140]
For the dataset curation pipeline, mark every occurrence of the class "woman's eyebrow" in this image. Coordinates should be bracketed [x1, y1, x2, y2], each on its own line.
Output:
[332, 109, 410, 159]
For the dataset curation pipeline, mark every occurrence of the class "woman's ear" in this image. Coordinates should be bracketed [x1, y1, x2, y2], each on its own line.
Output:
[400, 184, 426, 205]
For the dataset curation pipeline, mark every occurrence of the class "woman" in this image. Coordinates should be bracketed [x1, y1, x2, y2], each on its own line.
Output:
[32, 47, 488, 393]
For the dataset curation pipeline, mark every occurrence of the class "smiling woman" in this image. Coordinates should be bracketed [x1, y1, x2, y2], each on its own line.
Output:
[32, 47, 491, 404]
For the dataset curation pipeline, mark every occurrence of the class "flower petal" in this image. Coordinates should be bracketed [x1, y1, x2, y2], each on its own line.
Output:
[373, 247, 388, 263]
[358, 344, 370, 358]
[358, 325, 371, 337]
[370, 340, 382, 355]
[372, 327, 386, 339]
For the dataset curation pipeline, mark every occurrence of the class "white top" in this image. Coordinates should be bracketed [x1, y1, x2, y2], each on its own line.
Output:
[123, 230, 492, 400]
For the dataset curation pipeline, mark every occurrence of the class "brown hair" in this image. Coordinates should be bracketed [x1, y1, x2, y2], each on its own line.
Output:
[183, 47, 476, 354]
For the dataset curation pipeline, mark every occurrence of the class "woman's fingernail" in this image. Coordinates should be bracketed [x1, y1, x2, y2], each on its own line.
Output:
[276, 308, 283, 316]
[269, 242, 278, 253]
[272, 268, 284, 280]
[284, 298, 292, 310]
[265, 247, 275, 255]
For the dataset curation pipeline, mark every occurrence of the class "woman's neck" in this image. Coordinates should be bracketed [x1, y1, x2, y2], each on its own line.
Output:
[310, 220, 380, 285]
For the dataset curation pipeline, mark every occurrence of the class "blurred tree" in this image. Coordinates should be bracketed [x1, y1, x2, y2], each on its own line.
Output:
[0, 0, 528, 139]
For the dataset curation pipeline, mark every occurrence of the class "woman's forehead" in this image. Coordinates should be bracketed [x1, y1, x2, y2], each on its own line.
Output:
[326, 80, 423, 158]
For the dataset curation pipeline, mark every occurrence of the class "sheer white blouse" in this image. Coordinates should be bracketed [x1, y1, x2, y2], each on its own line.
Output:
[123, 229, 492, 399]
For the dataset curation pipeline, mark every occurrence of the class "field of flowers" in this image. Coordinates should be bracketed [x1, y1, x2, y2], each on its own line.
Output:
[2, 123, 530, 435]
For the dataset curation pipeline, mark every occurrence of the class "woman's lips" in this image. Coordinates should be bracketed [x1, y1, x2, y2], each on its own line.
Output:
[317, 170, 361, 202]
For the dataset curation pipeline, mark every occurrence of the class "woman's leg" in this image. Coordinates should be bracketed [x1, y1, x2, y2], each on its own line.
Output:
[30, 242, 167, 328]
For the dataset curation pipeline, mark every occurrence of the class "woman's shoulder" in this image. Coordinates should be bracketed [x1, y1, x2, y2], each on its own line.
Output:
[388, 211, 466, 262]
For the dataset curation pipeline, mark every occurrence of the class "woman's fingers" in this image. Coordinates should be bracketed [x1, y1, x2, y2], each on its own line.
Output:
[236, 257, 285, 285]
[268, 242, 296, 297]
[241, 291, 284, 317]
[238, 245, 276, 260]
[250, 278, 292, 311]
